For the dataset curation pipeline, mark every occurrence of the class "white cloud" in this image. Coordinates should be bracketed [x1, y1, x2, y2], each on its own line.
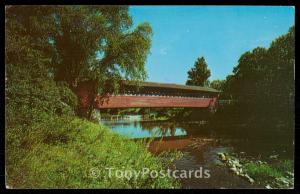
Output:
[159, 48, 168, 55]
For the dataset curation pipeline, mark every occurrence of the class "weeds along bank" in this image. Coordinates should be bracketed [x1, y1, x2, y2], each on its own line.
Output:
[6, 114, 180, 188]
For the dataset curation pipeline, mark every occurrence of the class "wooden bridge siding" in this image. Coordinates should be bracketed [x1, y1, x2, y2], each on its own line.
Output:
[121, 85, 216, 98]
[95, 95, 218, 109]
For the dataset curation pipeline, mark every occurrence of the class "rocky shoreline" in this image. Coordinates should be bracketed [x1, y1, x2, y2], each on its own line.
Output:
[217, 152, 294, 189]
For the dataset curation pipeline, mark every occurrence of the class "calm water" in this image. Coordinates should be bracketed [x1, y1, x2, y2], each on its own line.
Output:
[102, 120, 188, 138]
[103, 120, 293, 158]
[102, 120, 294, 188]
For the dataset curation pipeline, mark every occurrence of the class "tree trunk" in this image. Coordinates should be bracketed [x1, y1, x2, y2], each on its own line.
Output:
[74, 80, 98, 120]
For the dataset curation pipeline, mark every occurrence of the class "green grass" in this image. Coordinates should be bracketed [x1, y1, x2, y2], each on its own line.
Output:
[6, 115, 180, 188]
[273, 160, 293, 173]
[244, 160, 293, 184]
[244, 162, 281, 181]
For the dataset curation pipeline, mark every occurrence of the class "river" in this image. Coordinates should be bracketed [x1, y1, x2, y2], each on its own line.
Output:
[102, 120, 294, 189]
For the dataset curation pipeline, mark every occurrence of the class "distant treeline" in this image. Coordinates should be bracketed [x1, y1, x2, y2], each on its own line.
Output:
[216, 26, 294, 130]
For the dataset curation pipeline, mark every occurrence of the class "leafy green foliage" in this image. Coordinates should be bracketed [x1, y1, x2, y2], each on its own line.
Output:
[186, 57, 211, 87]
[5, 6, 78, 128]
[6, 5, 152, 88]
[6, 5, 153, 119]
[209, 79, 225, 91]
[221, 26, 295, 127]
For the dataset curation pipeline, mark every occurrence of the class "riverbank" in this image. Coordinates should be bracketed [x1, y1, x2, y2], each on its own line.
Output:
[158, 136, 294, 189]
[216, 152, 294, 189]
[6, 115, 180, 188]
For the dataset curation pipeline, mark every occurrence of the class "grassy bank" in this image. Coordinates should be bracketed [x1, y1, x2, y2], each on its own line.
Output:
[243, 160, 294, 188]
[6, 114, 180, 188]
[217, 152, 294, 189]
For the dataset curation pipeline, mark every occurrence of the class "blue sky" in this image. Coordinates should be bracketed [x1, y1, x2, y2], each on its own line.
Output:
[129, 6, 294, 84]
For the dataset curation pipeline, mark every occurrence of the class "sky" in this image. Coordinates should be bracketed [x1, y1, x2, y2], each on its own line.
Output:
[129, 6, 295, 84]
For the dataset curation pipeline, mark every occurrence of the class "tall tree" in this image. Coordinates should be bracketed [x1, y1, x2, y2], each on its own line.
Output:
[5, 6, 78, 130]
[6, 6, 153, 118]
[186, 57, 211, 87]
[210, 79, 225, 91]
[223, 26, 295, 127]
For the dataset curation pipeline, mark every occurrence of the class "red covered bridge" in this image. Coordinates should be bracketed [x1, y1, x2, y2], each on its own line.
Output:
[94, 81, 220, 110]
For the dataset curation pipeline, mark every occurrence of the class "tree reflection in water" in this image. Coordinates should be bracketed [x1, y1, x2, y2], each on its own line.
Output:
[103, 120, 215, 139]
[139, 121, 211, 137]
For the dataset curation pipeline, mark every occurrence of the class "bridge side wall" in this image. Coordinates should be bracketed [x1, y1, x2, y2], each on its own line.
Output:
[95, 95, 218, 109]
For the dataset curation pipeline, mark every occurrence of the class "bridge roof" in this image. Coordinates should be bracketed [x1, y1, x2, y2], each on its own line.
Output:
[123, 81, 220, 93]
